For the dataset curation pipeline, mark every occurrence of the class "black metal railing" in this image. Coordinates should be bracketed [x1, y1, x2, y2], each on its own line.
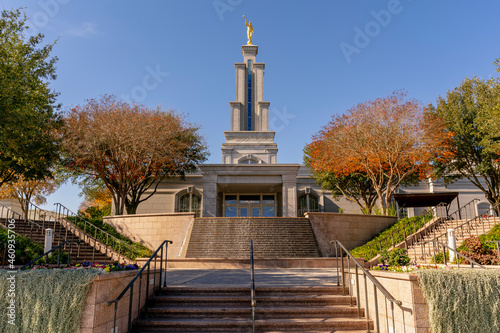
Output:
[0, 203, 64, 242]
[332, 240, 403, 333]
[18, 240, 81, 270]
[360, 211, 438, 264]
[250, 240, 256, 333]
[54, 203, 135, 263]
[423, 239, 486, 269]
[364, 199, 484, 266]
[107, 240, 172, 333]
[416, 202, 500, 264]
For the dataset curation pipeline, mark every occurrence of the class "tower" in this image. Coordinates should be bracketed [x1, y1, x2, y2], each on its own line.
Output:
[221, 45, 278, 164]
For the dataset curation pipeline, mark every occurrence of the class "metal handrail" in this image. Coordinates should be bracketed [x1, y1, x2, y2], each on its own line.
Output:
[0, 203, 65, 241]
[332, 240, 402, 333]
[54, 202, 135, 263]
[438, 198, 480, 221]
[19, 200, 127, 263]
[107, 240, 173, 333]
[423, 239, 486, 269]
[417, 202, 500, 264]
[362, 212, 436, 262]
[250, 240, 256, 333]
[18, 240, 81, 270]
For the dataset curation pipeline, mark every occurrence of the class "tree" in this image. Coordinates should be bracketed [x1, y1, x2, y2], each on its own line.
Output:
[0, 176, 59, 217]
[62, 95, 208, 215]
[429, 77, 500, 214]
[0, 8, 62, 188]
[304, 145, 378, 214]
[77, 176, 112, 217]
[307, 91, 450, 215]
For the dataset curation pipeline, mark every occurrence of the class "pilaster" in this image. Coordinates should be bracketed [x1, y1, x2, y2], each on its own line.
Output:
[282, 174, 298, 217]
[201, 174, 218, 217]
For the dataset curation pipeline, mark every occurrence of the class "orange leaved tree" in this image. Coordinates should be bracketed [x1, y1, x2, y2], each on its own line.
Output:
[307, 91, 450, 215]
[62, 95, 208, 215]
[0, 176, 59, 217]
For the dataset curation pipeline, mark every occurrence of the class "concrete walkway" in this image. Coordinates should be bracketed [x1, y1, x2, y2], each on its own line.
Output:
[164, 268, 340, 287]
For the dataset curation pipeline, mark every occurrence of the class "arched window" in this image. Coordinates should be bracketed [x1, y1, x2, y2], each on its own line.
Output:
[179, 192, 201, 217]
[239, 159, 258, 164]
[297, 193, 319, 216]
[477, 202, 493, 217]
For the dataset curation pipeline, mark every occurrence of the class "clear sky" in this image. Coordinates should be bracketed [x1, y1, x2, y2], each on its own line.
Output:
[2, 0, 500, 213]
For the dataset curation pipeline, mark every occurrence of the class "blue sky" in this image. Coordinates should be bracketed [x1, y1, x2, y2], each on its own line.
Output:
[2, 1, 500, 212]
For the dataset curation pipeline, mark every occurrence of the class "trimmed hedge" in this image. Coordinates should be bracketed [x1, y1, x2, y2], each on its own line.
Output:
[0, 269, 100, 333]
[418, 269, 500, 333]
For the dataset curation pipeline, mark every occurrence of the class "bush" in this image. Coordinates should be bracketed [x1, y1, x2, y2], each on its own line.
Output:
[0, 228, 68, 265]
[350, 215, 431, 260]
[378, 248, 411, 266]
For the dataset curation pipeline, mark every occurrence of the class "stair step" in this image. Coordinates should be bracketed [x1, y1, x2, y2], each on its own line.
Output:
[134, 317, 372, 332]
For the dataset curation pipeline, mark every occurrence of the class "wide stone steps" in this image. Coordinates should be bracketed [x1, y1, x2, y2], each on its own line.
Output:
[185, 218, 321, 258]
[2, 217, 116, 264]
[133, 286, 372, 332]
[406, 217, 498, 264]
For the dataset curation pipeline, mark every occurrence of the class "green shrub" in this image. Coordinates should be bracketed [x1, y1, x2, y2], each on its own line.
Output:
[350, 215, 431, 260]
[430, 251, 450, 264]
[0, 228, 68, 265]
[378, 248, 411, 266]
[68, 214, 152, 260]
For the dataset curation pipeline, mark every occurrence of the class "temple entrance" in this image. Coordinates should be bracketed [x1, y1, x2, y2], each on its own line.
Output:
[223, 193, 277, 217]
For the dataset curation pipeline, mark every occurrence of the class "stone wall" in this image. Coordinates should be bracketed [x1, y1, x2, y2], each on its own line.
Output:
[347, 270, 430, 333]
[79, 269, 161, 333]
[104, 213, 195, 258]
[306, 212, 397, 256]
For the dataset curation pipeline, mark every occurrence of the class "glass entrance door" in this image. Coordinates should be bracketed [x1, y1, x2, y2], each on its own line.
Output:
[223, 193, 276, 217]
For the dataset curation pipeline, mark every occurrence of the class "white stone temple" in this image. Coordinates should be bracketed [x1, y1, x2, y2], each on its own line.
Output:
[134, 41, 493, 219]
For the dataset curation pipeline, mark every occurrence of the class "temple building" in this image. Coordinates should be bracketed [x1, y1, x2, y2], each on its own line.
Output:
[135, 41, 492, 219]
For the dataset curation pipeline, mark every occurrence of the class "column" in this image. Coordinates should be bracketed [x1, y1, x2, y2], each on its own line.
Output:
[235, 63, 246, 104]
[258, 102, 270, 131]
[230, 102, 242, 131]
[202, 174, 218, 217]
[282, 174, 297, 217]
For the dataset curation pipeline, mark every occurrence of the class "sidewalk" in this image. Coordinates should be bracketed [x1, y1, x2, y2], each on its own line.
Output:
[164, 268, 340, 287]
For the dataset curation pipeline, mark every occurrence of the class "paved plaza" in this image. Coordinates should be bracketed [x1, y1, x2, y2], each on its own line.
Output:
[164, 268, 340, 287]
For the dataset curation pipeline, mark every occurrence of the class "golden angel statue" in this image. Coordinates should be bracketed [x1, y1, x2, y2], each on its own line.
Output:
[243, 15, 253, 45]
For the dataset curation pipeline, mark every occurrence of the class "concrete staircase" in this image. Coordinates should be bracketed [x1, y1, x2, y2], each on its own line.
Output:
[185, 218, 321, 258]
[406, 216, 499, 264]
[1, 217, 115, 264]
[133, 285, 372, 332]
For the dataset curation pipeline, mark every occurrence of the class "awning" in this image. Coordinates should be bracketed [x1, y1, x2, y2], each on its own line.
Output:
[393, 192, 459, 207]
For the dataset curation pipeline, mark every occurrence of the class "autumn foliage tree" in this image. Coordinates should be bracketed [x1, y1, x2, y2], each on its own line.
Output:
[307, 91, 450, 215]
[0, 176, 60, 217]
[62, 95, 208, 215]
